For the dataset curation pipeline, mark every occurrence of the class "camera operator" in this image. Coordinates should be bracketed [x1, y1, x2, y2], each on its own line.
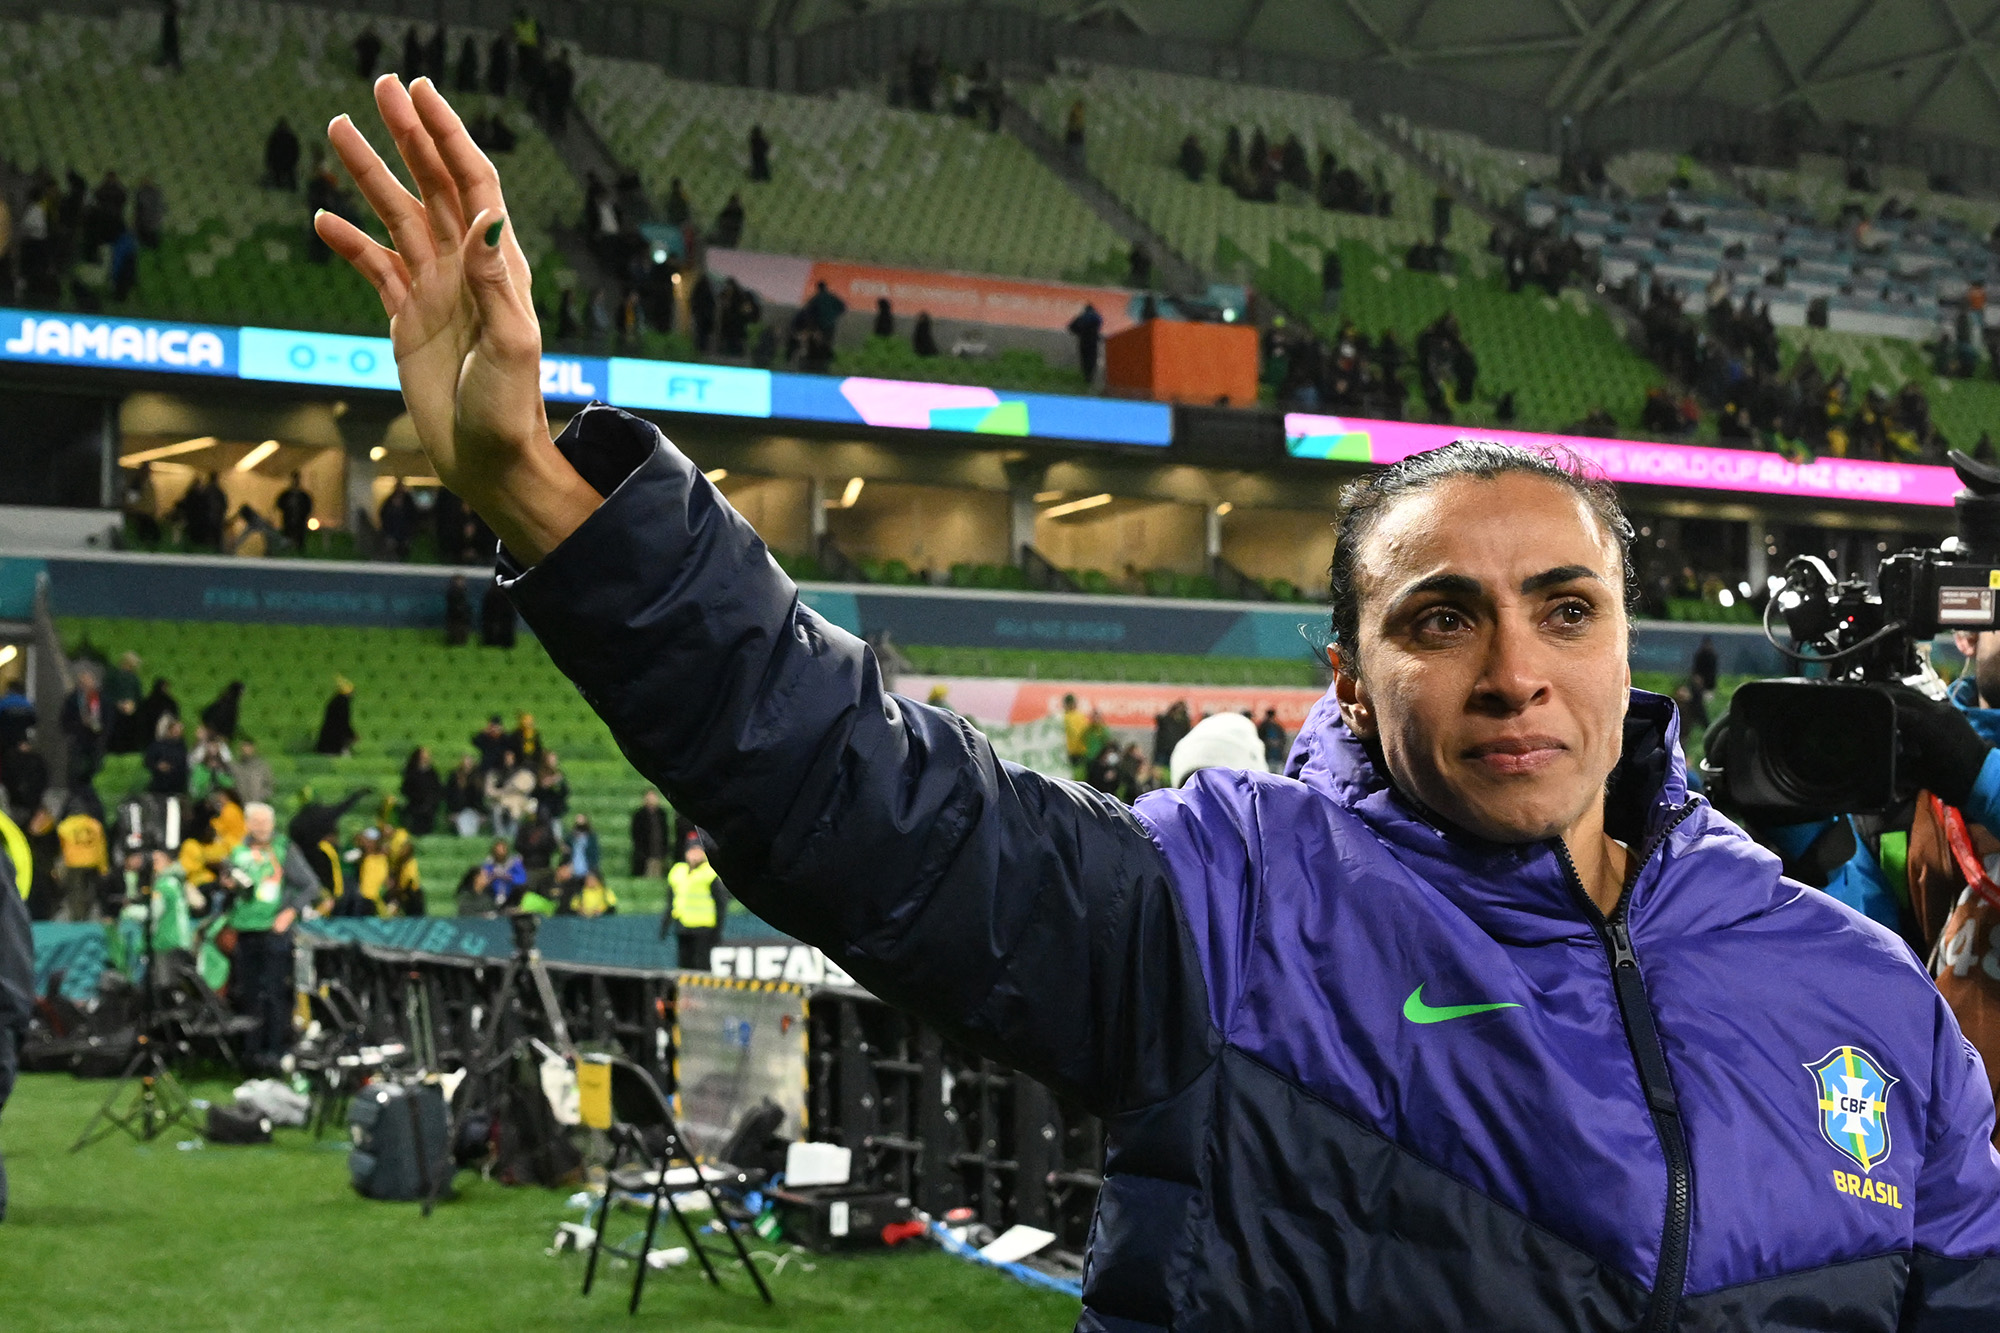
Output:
[315, 79, 2000, 1327]
[224, 802, 320, 1073]
[0, 810, 32, 1223]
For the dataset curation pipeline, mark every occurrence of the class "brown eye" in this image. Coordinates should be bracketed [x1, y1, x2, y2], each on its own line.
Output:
[1550, 601, 1593, 628]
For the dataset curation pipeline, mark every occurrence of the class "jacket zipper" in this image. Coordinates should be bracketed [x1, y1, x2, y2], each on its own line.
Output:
[1553, 801, 1699, 1333]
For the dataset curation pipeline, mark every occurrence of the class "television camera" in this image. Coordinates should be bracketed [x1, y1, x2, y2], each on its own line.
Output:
[1721, 450, 2000, 821]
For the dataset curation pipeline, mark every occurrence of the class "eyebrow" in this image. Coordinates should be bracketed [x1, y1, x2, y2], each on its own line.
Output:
[1520, 565, 1603, 593]
[1388, 565, 1603, 608]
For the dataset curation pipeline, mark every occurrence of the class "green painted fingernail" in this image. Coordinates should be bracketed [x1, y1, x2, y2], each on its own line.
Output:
[484, 219, 504, 247]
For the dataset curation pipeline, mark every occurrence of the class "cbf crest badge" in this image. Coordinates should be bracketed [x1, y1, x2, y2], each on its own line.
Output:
[1806, 1046, 1899, 1173]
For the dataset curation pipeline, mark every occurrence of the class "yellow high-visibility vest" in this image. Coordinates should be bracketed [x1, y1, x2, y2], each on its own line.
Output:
[667, 860, 718, 929]
[0, 809, 28, 899]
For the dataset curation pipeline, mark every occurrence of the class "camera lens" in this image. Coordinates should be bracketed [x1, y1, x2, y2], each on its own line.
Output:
[1730, 681, 1898, 817]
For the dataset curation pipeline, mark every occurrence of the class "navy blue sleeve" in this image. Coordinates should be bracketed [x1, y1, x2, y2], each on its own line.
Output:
[497, 405, 1216, 1114]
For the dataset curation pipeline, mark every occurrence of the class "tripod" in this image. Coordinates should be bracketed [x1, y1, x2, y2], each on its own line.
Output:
[73, 882, 198, 1150]
[419, 913, 574, 1216]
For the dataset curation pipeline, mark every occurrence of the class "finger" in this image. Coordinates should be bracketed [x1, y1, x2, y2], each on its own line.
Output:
[328, 107, 434, 269]
[407, 80, 538, 310]
[405, 79, 541, 306]
[462, 210, 538, 361]
[377, 76, 466, 251]
[315, 210, 410, 316]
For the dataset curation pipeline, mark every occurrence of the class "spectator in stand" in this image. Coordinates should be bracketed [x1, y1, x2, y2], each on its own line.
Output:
[232, 737, 275, 806]
[471, 715, 508, 772]
[378, 478, 418, 560]
[717, 278, 759, 356]
[315, 677, 357, 756]
[1068, 303, 1104, 383]
[157, 0, 180, 70]
[749, 125, 771, 181]
[568, 813, 600, 883]
[382, 828, 423, 916]
[444, 574, 472, 646]
[133, 177, 164, 250]
[480, 583, 517, 647]
[421, 25, 446, 82]
[689, 271, 716, 353]
[533, 749, 567, 821]
[485, 31, 510, 96]
[264, 119, 300, 192]
[630, 788, 669, 876]
[444, 754, 483, 836]
[475, 838, 526, 911]
[3, 737, 47, 827]
[1178, 133, 1205, 183]
[61, 663, 105, 790]
[804, 281, 846, 338]
[399, 25, 423, 80]
[104, 651, 144, 753]
[135, 677, 178, 747]
[146, 716, 189, 788]
[353, 26, 382, 81]
[515, 812, 562, 897]
[200, 680, 244, 742]
[400, 746, 442, 835]
[1321, 248, 1342, 313]
[1128, 244, 1153, 289]
[56, 798, 109, 922]
[187, 724, 232, 798]
[872, 297, 895, 339]
[276, 471, 313, 550]
[454, 34, 479, 93]
[664, 177, 691, 228]
[911, 311, 939, 357]
[507, 712, 544, 766]
[1063, 693, 1088, 778]
[1064, 99, 1085, 164]
[712, 193, 746, 249]
[1257, 708, 1288, 770]
[1115, 742, 1151, 803]
[542, 46, 574, 134]
[486, 752, 536, 841]
[1152, 700, 1191, 770]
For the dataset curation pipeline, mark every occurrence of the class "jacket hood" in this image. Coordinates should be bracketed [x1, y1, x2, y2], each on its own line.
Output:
[1279, 684, 1783, 944]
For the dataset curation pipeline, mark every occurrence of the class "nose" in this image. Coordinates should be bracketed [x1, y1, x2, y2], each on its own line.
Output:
[1469, 607, 1552, 716]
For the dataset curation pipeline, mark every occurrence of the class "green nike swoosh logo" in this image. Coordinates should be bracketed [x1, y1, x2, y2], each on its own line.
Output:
[1403, 983, 1522, 1025]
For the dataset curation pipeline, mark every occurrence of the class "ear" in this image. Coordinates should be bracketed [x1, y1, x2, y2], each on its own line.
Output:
[1334, 658, 1376, 739]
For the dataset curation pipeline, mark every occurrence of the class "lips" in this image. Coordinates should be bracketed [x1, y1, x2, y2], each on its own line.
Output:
[1463, 735, 1568, 776]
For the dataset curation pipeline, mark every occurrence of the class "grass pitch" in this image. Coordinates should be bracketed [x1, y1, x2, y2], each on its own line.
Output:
[1, 1073, 1080, 1333]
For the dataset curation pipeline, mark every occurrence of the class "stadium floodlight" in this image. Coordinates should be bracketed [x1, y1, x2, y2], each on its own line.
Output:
[235, 440, 280, 472]
[0, 645, 16, 668]
[704, 468, 728, 483]
[1042, 493, 1113, 519]
[369, 446, 387, 461]
[1215, 501, 1234, 516]
[120, 436, 217, 466]
[841, 477, 865, 508]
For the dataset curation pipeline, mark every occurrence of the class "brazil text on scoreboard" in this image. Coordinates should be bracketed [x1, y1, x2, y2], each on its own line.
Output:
[0, 307, 1970, 505]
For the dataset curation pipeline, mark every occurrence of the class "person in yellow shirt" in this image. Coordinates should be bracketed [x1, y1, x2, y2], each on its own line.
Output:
[55, 802, 109, 922]
[1062, 692, 1088, 779]
[382, 828, 423, 917]
[351, 826, 389, 911]
[574, 871, 617, 918]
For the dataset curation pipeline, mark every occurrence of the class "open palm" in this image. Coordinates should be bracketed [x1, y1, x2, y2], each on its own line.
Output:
[316, 76, 596, 562]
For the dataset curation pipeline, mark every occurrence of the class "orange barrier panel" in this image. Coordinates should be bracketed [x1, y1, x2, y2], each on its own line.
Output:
[1104, 319, 1260, 407]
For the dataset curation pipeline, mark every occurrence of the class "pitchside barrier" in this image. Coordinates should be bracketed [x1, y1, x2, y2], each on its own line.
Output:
[290, 922, 1103, 1250]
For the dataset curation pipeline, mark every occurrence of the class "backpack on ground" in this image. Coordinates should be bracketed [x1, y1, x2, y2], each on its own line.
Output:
[348, 1080, 454, 1202]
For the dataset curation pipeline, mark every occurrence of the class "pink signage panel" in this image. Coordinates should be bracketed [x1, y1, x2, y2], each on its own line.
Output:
[1283, 412, 1962, 507]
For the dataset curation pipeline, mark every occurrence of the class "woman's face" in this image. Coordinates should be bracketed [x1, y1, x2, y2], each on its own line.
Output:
[1337, 472, 1631, 845]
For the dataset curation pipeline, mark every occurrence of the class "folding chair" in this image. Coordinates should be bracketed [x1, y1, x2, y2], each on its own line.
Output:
[577, 1055, 775, 1313]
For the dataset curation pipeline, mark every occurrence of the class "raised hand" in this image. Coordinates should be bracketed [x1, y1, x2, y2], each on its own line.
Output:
[315, 75, 597, 565]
